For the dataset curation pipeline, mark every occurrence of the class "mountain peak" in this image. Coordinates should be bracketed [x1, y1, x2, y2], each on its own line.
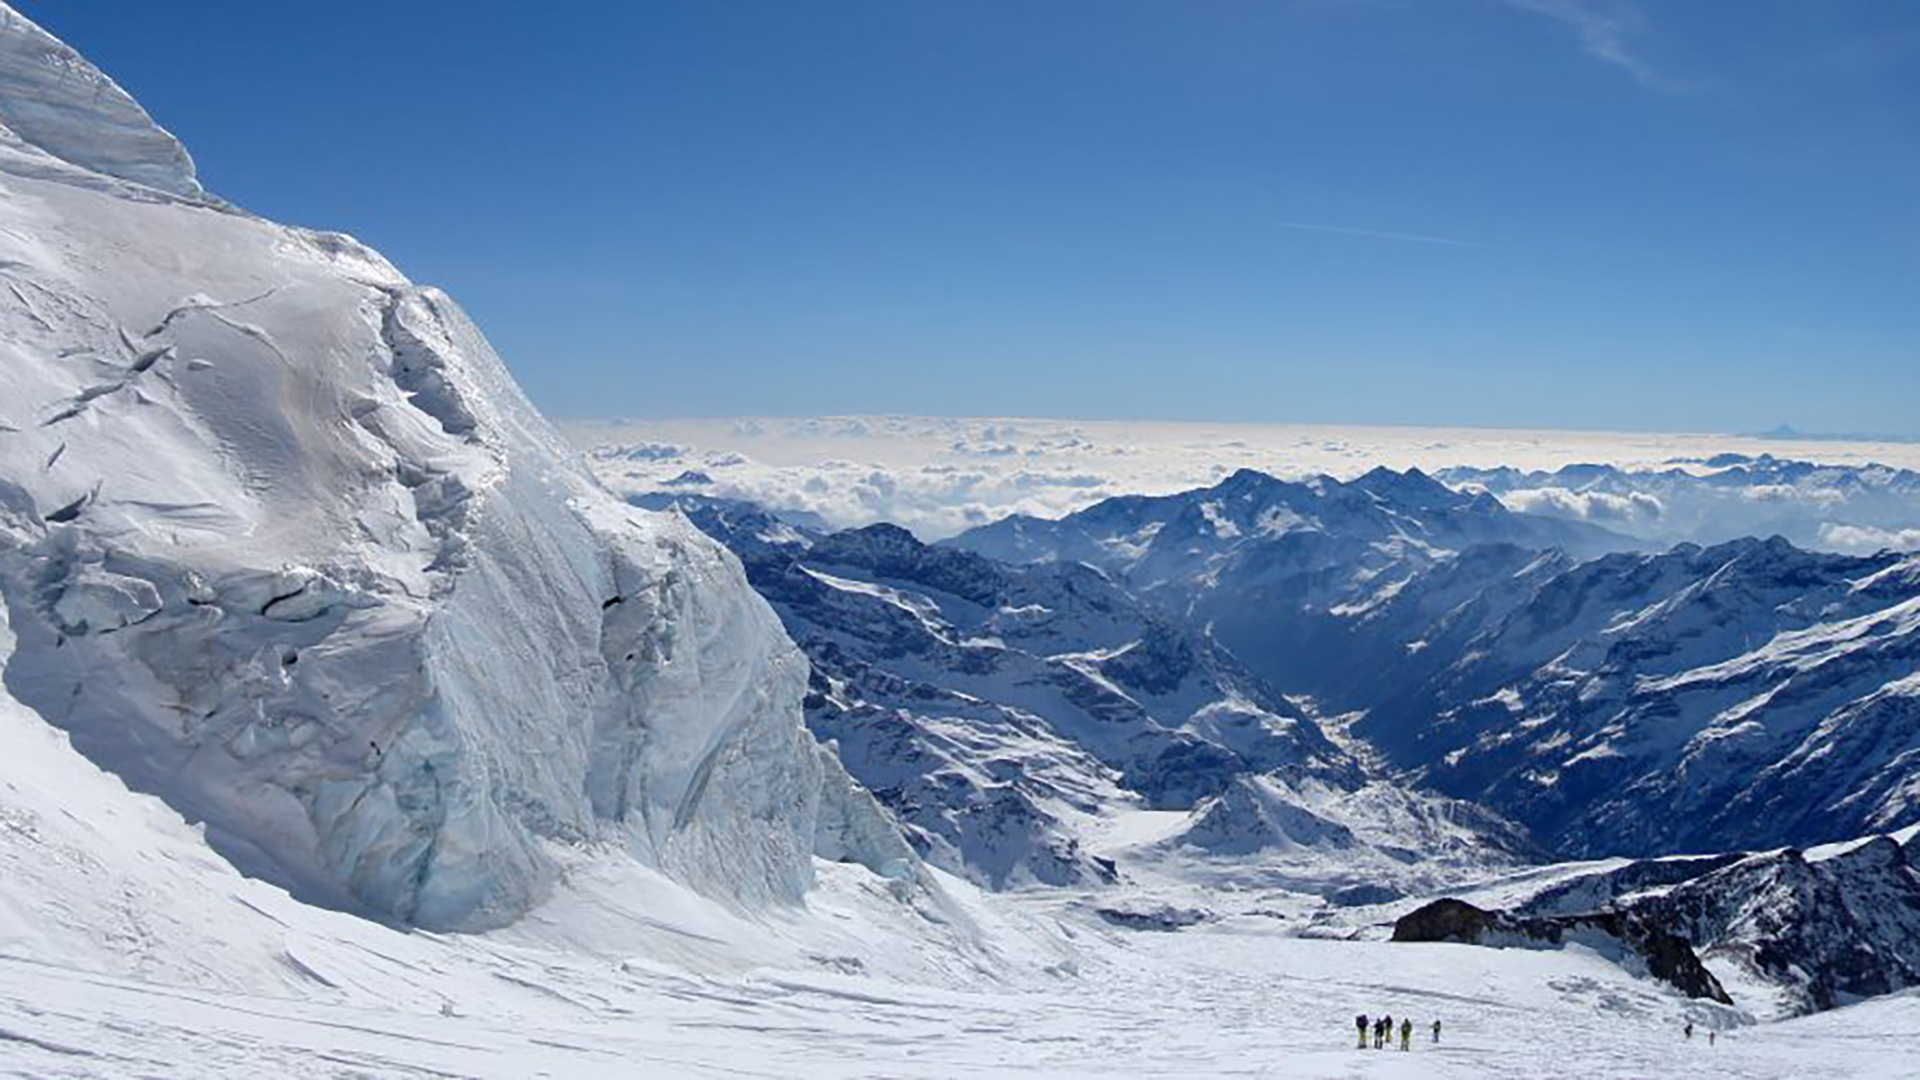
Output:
[1348, 464, 1468, 510]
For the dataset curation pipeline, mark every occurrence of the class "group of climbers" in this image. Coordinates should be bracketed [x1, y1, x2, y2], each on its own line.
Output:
[1354, 1012, 1440, 1051]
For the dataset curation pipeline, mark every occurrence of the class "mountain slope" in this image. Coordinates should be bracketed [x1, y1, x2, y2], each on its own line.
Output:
[641, 492, 1539, 894]
[1380, 542, 1920, 856]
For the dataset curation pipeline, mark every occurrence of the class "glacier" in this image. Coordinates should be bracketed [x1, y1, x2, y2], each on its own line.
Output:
[0, 1, 910, 931]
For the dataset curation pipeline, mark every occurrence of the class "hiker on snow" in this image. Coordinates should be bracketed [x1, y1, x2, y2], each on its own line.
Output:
[1356, 1014, 1369, 1049]
[1431, 1019, 1442, 1043]
[1684, 1021, 1694, 1040]
[1399, 1018, 1411, 1051]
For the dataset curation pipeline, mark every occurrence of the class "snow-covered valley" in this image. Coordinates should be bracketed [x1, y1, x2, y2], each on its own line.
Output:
[3, 7, 1920, 1077]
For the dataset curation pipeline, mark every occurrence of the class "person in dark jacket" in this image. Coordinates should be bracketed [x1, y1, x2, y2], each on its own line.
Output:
[1399, 1018, 1412, 1051]
[1356, 1014, 1369, 1049]
[1431, 1019, 1442, 1043]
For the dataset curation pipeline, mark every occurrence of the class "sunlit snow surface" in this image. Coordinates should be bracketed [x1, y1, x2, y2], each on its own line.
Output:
[5, 646, 1916, 1079]
[564, 416, 1920, 547]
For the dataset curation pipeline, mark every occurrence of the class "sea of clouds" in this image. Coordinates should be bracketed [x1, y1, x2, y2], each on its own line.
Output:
[561, 416, 1920, 553]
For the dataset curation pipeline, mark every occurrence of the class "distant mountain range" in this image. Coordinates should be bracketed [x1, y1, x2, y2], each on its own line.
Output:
[1441, 454, 1920, 554]
[1746, 424, 1920, 444]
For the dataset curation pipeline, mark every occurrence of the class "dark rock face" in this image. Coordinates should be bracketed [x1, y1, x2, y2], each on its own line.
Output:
[1405, 833, 1920, 1017]
[1392, 899, 1731, 1004]
[1094, 904, 1211, 932]
[808, 522, 1009, 607]
[1619, 838, 1920, 1014]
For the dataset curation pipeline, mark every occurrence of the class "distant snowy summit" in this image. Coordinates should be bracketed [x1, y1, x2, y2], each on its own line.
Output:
[1746, 423, 1920, 445]
[1443, 454, 1920, 553]
[0, 4, 915, 931]
[636, 470, 1920, 1017]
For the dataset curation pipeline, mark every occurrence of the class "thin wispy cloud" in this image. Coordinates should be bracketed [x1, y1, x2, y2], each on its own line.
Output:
[1274, 220, 1490, 249]
[1505, 0, 1685, 93]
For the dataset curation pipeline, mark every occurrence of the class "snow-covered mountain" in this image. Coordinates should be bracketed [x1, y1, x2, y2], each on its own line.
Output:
[638, 491, 1540, 894]
[950, 465, 1629, 588]
[1442, 454, 1920, 555]
[1370, 540, 1920, 858]
[0, 4, 914, 932]
[949, 466, 1637, 696]
[951, 472, 1920, 862]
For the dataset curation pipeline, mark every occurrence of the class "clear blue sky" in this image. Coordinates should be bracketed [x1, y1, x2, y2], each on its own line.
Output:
[23, 1, 1920, 432]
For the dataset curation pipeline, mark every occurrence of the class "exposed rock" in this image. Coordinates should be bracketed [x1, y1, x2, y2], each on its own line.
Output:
[1393, 898, 1730, 1004]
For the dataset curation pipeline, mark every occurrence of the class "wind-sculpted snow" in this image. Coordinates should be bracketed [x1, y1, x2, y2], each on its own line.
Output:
[0, 6, 201, 198]
[0, 5, 915, 931]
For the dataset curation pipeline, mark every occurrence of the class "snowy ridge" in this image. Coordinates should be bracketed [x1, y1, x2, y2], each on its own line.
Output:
[0, 6, 201, 198]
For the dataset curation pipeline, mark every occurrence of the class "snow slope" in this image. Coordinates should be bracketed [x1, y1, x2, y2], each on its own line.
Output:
[0, 3, 910, 932]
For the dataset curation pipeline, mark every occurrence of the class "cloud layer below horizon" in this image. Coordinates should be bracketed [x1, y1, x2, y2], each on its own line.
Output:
[563, 417, 1920, 553]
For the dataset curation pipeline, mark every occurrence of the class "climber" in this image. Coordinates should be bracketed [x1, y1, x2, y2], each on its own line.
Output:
[1431, 1018, 1442, 1043]
[1684, 1021, 1694, 1040]
[1399, 1017, 1412, 1051]
[1709, 1030, 1717, 1047]
[1379, 1014, 1393, 1049]
[1356, 1014, 1369, 1049]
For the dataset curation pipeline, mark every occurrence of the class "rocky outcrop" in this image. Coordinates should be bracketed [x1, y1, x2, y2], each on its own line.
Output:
[1393, 898, 1731, 1004]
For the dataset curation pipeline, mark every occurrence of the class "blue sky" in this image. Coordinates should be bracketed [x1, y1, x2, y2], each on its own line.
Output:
[25, 1, 1920, 432]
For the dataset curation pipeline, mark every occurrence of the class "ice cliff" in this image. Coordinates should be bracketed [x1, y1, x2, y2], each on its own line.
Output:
[0, 4, 912, 931]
